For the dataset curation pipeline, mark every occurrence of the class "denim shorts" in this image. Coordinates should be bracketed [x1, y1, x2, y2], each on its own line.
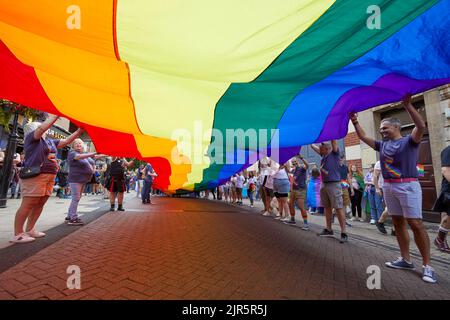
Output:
[383, 181, 422, 219]
[272, 178, 290, 194]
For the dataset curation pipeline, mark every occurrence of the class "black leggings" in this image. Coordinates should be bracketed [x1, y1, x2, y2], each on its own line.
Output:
[350, 189, 363, 218]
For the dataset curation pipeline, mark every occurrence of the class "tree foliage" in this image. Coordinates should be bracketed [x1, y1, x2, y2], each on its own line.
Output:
[0, 99, 43, 131]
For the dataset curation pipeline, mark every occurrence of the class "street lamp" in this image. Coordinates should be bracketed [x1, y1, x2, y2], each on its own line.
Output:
[0, 107, 19, 208]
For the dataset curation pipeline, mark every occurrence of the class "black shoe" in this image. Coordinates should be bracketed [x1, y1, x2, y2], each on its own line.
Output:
[110, 205, 115, 211]
[340, 233, 348, 243]
[65, 216, 70, 223]
[318, 229, 334, 237]
[376, 222, 387, 234]
[68, 218, 84, 226]
[283, 219, 296, 225]
[117, 205, 125, 211]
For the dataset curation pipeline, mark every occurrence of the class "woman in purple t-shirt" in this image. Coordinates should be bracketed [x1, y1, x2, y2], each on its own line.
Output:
[65, 138, 106, 225]
[11, 115, 83, 244]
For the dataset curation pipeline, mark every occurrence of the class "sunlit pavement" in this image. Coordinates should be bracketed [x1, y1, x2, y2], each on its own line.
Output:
[0, 195, 449, 300]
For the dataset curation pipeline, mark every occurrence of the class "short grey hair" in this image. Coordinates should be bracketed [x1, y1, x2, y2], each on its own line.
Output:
[23, 121, 41, 138]
[381, 117, 402, 128]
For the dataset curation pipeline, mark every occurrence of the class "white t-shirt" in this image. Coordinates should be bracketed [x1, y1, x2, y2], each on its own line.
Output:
[236, 175, 245, 188]
[374, 161, 384, 189]
[273, 168, 289, 180]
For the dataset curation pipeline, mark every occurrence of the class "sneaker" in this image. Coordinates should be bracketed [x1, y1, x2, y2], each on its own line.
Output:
[283, 219, 296, 225]
[68, 218, 84, 226]
[350, 217, 356, 222]
[376, 222, 387, 235]
[26, 229, 46, 238]
[65, 216, 70, 223]
[262, 212, 272, 217]
[370, 219, 376, 225]
[340, 233, 348, 243]
[422, 265, 437, 284]
[385, 257, 415, 270]
[10, 233, 35, 244]
[359, 218, 365, 222]
[318, 229, 334, 237]
[281, 217, 291, 222]
[110, 205, 115, 211]
[117, 206, 125, 211]
[301, 224, 309, 231]
[434, 238, 450, 253]
[345, 220, 352, 227]
[250, 205, 254, 208]
[274, 215, 282, 220]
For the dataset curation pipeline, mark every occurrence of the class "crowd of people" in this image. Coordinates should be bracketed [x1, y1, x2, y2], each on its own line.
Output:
[5, 94, 450, 285]
[197, 95, 449, 284]
[7, 114, 160, 241]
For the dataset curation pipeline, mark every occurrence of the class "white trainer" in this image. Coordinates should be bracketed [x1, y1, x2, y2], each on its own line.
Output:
[262, 211, 272, 216]
[10, 233, 35, 244]
[26, 230, 46, 238]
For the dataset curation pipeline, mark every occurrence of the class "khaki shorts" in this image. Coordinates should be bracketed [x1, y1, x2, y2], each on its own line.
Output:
[342, 187, 350, 207]
[291, 188, 306, 202]
[320, 182, 343, 209]
[21, 173, 56, 197]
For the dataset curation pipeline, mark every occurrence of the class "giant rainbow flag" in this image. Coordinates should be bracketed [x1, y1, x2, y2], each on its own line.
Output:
[1, 0, 449, 192]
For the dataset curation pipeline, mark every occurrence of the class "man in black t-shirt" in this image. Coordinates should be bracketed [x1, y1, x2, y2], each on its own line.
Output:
[432, 145, 450, 253]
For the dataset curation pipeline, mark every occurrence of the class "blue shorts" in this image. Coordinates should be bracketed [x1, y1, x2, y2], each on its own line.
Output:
[272, 178, 290, 195]
[383, 181, 422, 219]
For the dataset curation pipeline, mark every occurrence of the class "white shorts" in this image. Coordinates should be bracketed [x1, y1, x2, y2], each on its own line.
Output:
[383, 181, 422, 219]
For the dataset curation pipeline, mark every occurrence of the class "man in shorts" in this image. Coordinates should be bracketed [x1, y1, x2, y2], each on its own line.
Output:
[311, 140, 348, 242]
[286, 155, 309, 230]
[350, 94, 437, 283]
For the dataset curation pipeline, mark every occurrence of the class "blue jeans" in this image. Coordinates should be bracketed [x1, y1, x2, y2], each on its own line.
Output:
[367, 186, 383, 221]
[68, 183, 84, 220]
[248, 190, 255, 205]
[141, 180, 152, 202]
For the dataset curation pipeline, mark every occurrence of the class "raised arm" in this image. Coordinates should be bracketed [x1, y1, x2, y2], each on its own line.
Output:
[349, 112, 376, 150]
[299, 155, 309, 170]
[74, 152, 97, 161]
[310, 144, 321, 155]
[34, 114, 59, 140]
[402, 94, 426, 144]
[331, 140, 339, 153]
[58, 128, 84, 149]
[123, 158, 135, 168]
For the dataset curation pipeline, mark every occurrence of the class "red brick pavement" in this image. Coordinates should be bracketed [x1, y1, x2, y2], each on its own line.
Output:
[0, 197, 449, 300]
